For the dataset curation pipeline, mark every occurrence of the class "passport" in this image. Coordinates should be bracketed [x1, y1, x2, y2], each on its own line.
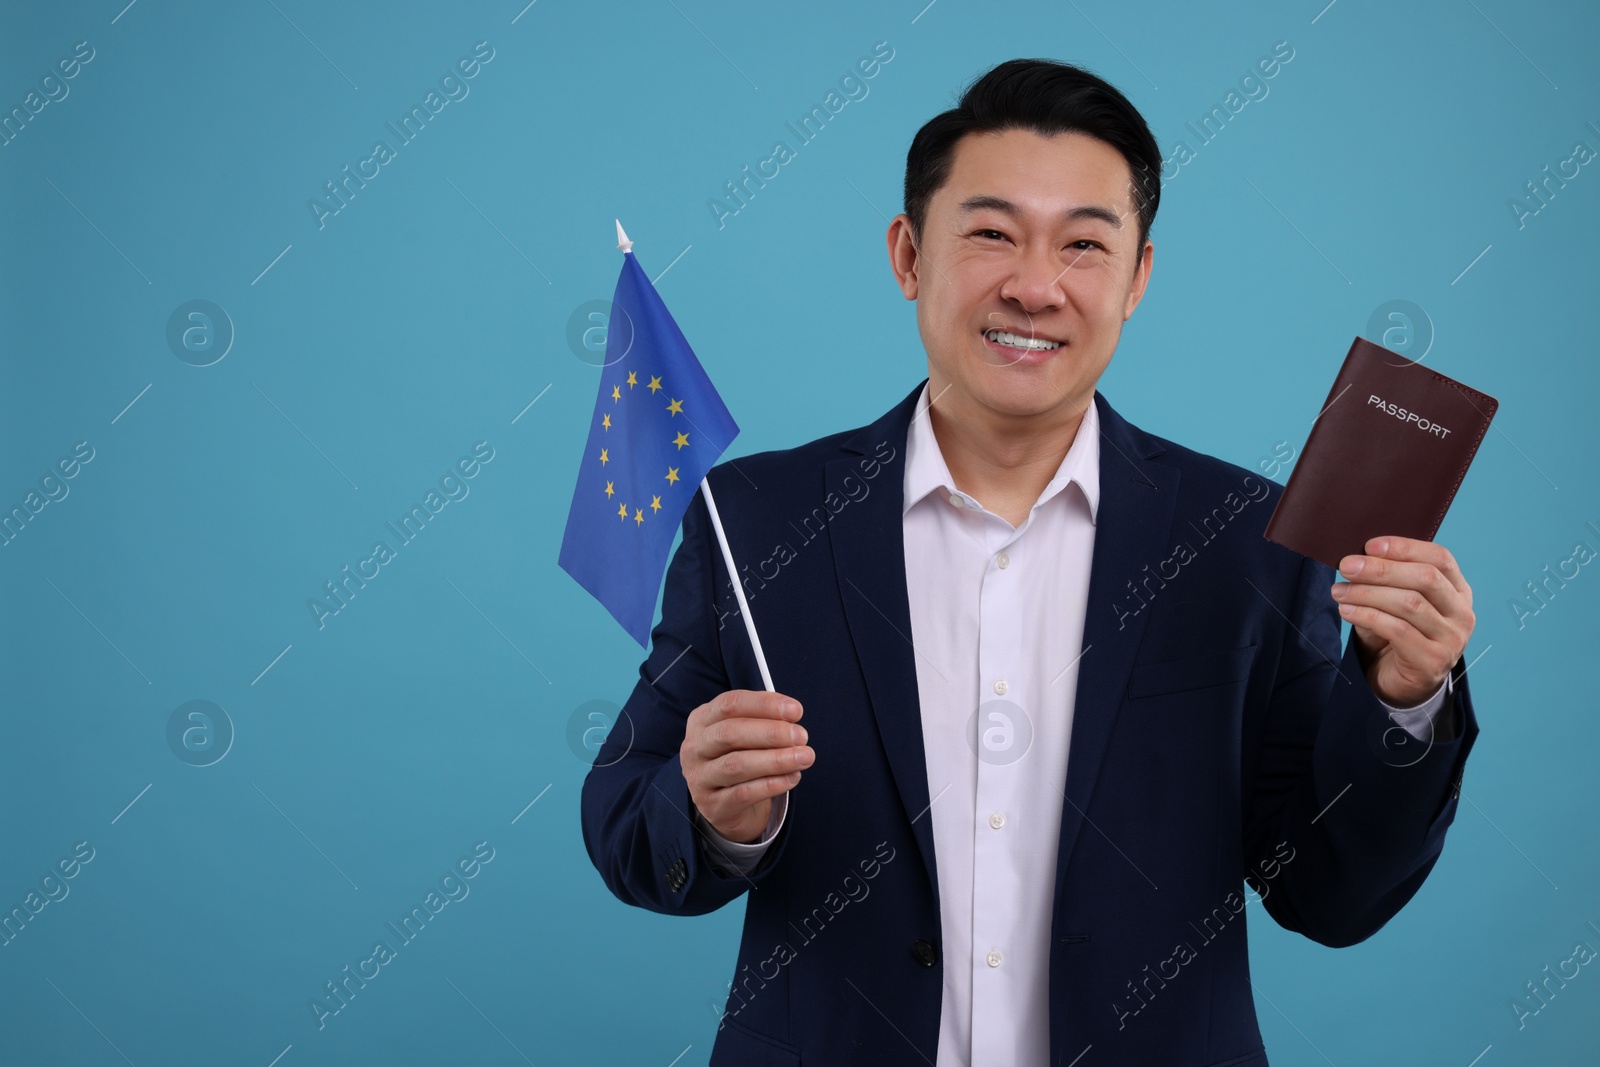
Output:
[1263, 336, 1498, 570]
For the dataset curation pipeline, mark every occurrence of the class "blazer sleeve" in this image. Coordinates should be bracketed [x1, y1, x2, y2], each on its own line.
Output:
[1241, 550, 1480, 948]
[579, 482, 794, 916]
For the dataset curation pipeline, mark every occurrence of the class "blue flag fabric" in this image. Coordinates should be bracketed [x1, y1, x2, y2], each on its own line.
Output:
[559, 250, 740, 647]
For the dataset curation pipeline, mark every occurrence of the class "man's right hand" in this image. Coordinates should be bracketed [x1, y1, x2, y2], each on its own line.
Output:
[681, 690, 813, 844]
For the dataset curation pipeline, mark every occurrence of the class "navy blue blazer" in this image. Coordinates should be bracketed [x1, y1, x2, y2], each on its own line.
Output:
[581, 379, 1480, 1066]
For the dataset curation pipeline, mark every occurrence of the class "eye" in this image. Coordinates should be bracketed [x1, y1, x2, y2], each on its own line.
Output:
[970, 228, 1009, 241]
[1068, 239, 1105, 251]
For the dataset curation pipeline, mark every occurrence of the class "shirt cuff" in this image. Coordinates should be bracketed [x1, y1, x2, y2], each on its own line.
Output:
[693, 791, 788, 876]
[1378, 673, 1454, 742]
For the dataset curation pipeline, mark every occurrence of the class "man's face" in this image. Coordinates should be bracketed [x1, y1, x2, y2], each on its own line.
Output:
[889, 127, 1153, 424]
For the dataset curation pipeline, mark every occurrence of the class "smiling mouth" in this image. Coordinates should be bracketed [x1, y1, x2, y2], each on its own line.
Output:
[982, 327, 1062, 352]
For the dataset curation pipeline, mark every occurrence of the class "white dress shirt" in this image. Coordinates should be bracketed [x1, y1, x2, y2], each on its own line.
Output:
[693, 382, 1449, 1065]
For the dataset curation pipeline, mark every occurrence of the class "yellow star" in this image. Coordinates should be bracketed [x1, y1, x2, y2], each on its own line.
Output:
[666, 397, 684, 417]
[646, 375, 663, 394]
[601, 413, 611, 431]
[604, 481, 615, 498]
[598, 448, 609, 465]
[617, 502, 628, 520]
[633, 507, 644, 526]
[665, 467, 680, 485]
[626, 370, 638, 388]
[672, 431, 690, 450]
[650, 495, 662, 513]
[611, 385, 621, 401]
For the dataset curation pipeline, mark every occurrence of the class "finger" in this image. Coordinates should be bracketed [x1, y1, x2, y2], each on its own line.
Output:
[1337, 555, 1464, 619]
[705, 771, 803, 812]
[1336, 598, 1431, 659]
[702, 743, 814, 790]
[701, 690, 803, 728]
[1363, 536, 1470, 598]
[1333, 581, 1451, 643]
[698, 714, 809, 761]
[1337, 600, 1459, 683]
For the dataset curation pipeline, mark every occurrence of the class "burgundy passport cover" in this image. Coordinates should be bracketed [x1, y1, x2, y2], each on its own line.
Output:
[1263, 336, 1498, 570]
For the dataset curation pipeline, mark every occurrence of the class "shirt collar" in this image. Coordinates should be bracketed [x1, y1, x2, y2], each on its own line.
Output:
[902, 380, 1100, 524]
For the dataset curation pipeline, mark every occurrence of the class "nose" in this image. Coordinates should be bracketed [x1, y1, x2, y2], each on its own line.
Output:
[998, 240, 1067, 315]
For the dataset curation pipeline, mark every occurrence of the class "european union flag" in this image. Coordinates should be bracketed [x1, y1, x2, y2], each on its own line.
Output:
[559, 226, 741, 647]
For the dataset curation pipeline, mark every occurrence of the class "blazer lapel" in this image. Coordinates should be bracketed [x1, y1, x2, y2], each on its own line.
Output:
[826, 380, 941, 902]
[1051, 391, 1181, 895]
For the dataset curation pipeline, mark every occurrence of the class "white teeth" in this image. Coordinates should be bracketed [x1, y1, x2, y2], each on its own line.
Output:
[984, 328, 1061, 351]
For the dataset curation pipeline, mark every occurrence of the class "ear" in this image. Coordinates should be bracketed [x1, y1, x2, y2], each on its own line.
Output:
[887, 215, 920, 300]
[1123, 239, 1154, 320]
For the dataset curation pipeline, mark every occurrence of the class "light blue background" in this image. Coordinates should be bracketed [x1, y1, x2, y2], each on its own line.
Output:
[2, 1, 1596, 1063]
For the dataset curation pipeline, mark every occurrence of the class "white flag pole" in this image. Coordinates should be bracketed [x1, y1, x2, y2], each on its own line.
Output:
[700, 476, 775, 693]
[615, 219, 773, 693]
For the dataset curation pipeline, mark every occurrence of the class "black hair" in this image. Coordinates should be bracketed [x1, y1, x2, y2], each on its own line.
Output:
[903, 58, 1162, 261]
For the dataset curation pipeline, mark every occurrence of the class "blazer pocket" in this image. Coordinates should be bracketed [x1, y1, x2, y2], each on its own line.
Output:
[710, 1014, 803, 1066]
[1126, 643, 1257, 701]
[1203, 1048, 1267, 1067]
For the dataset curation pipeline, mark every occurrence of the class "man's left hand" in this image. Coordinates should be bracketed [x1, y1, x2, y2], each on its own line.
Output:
[1330, 536, 1475, 707]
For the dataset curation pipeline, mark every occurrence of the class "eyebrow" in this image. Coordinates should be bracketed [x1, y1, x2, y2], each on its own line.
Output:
[957, 195, 1124, 229]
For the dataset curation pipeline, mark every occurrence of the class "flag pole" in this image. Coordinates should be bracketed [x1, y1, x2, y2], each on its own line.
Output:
[699, 476, 775, 693]
[614, 220, 774, 693]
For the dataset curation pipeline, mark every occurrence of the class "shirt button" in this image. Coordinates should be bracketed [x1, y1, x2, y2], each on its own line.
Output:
[996, 552, 1010, 569]
[987, 950, 1003, 967]
[993, 679, 1009, 695]
[946, 492, 963, 508]
[989, 812, 1005, 829]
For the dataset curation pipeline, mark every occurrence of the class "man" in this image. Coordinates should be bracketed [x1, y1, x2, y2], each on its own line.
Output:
[581, 58, 1478, 1066]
